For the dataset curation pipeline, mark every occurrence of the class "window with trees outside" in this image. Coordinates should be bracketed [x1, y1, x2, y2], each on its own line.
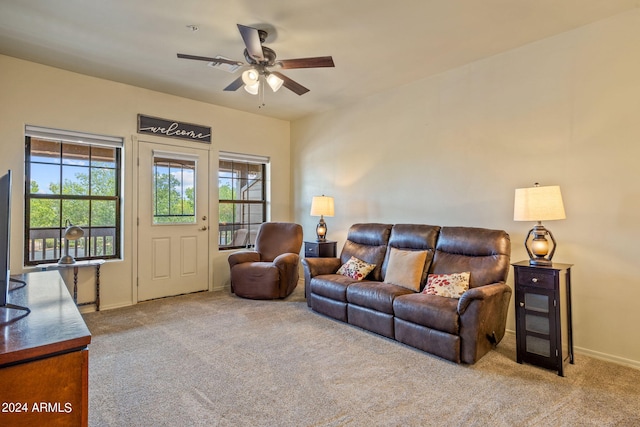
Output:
[218, 152, 268, 250]
[152, 154, 195, 225]
[24, 126, 123, 265]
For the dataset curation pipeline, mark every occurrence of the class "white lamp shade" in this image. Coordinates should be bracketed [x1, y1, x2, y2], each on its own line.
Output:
[310, 196, 335, 217]
[266, 73, 284, 92]
[514, 185, 566, 221]
[242, 69, 259, 85]
[244, 81, 259, 95]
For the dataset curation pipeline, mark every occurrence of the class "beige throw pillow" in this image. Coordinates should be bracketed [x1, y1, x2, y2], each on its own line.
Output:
[383, 248, 428, 291]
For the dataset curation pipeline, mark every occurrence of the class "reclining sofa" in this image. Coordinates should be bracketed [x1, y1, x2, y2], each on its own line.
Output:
[302, 223, 511, 364]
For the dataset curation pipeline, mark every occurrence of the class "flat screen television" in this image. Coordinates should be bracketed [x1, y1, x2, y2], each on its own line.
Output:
[1, 170, 29, 318]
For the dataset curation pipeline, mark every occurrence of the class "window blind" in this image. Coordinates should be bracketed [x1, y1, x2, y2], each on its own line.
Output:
[25, 125, 123, 148]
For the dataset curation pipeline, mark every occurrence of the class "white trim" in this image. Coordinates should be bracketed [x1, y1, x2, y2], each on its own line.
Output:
[25, 125, 123, 148]
[219, 151, 269, 164]
[152, 150, 200, 163]
[504, 329, 640, 370]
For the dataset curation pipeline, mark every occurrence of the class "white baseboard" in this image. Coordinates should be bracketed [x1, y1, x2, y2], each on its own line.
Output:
[573, 346, 640, 370]
[504, 329, 640, 370]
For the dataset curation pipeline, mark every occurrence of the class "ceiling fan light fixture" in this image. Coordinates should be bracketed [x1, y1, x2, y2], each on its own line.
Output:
[244, 81, 259, 95]
[266, 73, 284, 92]
[242, 69, 259, 85]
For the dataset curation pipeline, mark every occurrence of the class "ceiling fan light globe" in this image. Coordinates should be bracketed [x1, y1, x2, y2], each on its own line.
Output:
[266, 74, 284, 92]
[244, 81, 259, 95]
[242, 69, 259, 85]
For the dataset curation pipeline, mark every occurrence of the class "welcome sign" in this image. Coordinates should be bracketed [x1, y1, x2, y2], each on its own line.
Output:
[137, 114, 211, 143]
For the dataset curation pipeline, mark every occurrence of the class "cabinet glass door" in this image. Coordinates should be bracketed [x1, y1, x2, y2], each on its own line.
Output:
[522, 290, 553, 358]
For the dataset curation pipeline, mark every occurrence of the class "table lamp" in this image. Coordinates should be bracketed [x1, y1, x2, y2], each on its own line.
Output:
[310, 195, 334, 242]
[59, 220, 85, 265]
[514, 183, 566, 266]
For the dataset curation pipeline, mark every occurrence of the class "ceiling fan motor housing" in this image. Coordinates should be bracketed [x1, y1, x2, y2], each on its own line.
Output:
[244, 46, 277, 67]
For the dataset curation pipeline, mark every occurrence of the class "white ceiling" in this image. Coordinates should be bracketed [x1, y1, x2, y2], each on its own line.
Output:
[0, 0, 637, 121]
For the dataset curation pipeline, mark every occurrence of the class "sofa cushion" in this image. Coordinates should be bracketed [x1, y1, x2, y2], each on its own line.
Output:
[393, 293, 460, 335]
[423, 272, 470, 298]
[310, 274, 356, 302]
[383, 248, 428, 291]
[337, 256, 376, 281]
[347, 282, 415, 314]
[381, 224, 440, 289]
[432, 226, 510, 288]
[340, 223, 393, 281]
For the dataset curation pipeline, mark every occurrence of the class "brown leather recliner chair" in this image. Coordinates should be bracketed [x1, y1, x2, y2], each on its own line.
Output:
[228, 222, 303, 299]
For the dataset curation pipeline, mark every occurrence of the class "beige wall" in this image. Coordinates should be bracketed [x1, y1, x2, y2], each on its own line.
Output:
[292, 10, 640, 368]
[0, 54, 291, 309]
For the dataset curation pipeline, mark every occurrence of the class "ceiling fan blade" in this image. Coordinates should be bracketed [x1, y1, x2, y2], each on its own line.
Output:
[237, 24, 264, 61]
[278, 56, 335, 69]
[271, 72, 310, 96]
[177, 53, 242, 66]
[223, 76, 244, 91]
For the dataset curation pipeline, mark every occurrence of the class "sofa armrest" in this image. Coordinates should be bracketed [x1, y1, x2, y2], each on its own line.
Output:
[457, 282, 511, 315]
[228, 251, 260, 269]
[301, 257, 342, 277]
[457, 282, 513, 364]
[301, 257, 342, 305]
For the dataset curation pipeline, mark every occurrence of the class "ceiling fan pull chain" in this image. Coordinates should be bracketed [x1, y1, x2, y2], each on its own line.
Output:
[259, 76, 266, 108]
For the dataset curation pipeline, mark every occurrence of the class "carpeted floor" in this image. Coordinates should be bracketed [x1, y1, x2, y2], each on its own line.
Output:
[83, 284, 640, 426]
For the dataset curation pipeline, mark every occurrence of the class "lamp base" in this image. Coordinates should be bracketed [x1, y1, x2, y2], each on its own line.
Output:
[315, 216, 327, 242]
[58, 255, 76, 265]
[524, 223, 557, 268]
[529, 257, 553, 267]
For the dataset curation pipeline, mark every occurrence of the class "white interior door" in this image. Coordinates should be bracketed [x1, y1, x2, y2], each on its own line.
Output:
[137, 141, 209, 301]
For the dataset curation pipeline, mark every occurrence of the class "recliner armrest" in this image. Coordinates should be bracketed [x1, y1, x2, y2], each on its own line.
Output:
[273, 252, 300, 268]
[457, 282, 511, 315]
[228, 251, 260, 269]
[302, 257, 342, 305]
[457, 282, 513, 364]
[301, 257, 342, 278]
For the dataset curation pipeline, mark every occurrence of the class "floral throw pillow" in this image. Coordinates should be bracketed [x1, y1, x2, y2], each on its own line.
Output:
[423, 272, 470, 298]
[337, 256, 376, 281]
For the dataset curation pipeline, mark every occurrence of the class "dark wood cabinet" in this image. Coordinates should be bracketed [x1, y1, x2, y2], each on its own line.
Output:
[1, 271, 91, 426]
[513, 261, 574, 376]
[304, 240, 337, 258]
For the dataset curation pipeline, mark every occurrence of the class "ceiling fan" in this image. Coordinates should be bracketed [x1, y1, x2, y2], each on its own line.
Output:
[177, 24, 335, 96]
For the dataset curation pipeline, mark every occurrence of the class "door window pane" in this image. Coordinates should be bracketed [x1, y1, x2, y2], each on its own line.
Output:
[525, 293, 549, 313]
[526, 335, 551, 357]
[525, 314, 550, 335]
[153, 157, 196, 224]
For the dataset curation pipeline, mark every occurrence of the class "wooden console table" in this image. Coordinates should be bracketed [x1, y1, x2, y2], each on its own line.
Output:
[39, 259, 105, 311]
[0, 270, 91, 426]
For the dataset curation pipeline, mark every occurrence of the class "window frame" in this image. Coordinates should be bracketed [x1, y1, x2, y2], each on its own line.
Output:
[218, 152, 269, 250]
[24, 128, 123, 266]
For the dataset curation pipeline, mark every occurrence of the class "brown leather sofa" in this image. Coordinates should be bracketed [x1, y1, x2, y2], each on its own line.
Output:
[229, 222, 303, 299]
[302, 223, 511, 363]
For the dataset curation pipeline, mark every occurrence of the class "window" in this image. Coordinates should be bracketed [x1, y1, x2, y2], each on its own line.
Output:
[218, 152, 268, 249]
[24, 126, 123, 265]
[152, 153, 196, 225]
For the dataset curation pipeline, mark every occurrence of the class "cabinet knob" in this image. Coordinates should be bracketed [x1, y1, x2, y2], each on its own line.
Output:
[531, 277, 538, 283]
[519, 302, 525, 307]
